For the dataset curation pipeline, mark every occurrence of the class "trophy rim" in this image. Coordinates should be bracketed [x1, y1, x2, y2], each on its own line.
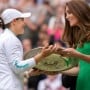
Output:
[24, 47, 76, 73]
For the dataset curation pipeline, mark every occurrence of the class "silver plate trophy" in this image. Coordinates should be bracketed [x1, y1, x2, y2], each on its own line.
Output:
[24, 47, 78, 75]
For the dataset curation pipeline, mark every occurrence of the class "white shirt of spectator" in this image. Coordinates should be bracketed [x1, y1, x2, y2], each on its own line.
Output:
[38, 74, 62, 90]
[0, 28, 36, 90]
[0, 28, 3, 35]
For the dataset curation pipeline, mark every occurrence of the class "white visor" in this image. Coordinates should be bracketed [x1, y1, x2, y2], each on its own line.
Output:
[1, 8, 31, 24]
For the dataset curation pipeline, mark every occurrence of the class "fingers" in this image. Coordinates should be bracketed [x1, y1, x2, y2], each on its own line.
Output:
[51, 44, 57, 52]
[60, 48, 73, 57]
[43, 45, 53, 52]
[54, 44, 65, 55]
[43, 43, 49, 49]
[42, 44, 68, 57]
[61, 48, 71, 54]
[41, 45, 55, 57]
[48, 45, 53, 51]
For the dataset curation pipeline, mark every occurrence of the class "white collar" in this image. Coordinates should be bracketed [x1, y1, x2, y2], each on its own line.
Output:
[4, 28, 16, 36]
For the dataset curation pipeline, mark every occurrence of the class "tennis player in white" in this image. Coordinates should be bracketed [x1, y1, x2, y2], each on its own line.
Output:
[0, 8, 54, 90]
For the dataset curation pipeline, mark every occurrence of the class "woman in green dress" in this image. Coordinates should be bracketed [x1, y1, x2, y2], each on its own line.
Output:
[57, 0, 90, 90]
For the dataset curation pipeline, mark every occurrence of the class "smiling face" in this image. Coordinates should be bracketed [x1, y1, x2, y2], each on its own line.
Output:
[11, 18, 25, 35]
[15, 18, 25, 35]
[65, 6, 79, 27]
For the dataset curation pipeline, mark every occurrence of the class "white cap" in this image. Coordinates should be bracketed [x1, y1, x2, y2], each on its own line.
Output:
[1, 8, 31, 24]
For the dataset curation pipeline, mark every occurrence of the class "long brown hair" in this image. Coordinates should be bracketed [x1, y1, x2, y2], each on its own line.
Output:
[62, 0, 90, 48]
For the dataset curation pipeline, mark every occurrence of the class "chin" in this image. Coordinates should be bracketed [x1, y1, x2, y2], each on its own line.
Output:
[21, 32, 24, 35]
[21, 30, 25, 34]
[70, 23, 76, 27]
[19, 32, 24, 35]
[70, 22, 78, 27]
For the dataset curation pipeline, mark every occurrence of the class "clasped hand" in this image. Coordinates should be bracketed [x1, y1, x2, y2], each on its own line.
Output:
[42, 44, 79, 57]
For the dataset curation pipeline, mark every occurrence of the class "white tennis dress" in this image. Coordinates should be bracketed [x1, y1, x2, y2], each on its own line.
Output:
[0, 28, 36, 90]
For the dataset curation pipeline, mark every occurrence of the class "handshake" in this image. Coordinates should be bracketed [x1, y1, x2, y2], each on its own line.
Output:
[25, 44, 79, 76]
[34, 44, 65, 64]
[41, 44, 65, 57]
[34, 44, 78, 64]
[36, 44, 78, 60]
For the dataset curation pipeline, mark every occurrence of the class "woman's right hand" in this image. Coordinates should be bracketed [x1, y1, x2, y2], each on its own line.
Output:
[34, 44, 56, 64]
[40, 44, 56, 57]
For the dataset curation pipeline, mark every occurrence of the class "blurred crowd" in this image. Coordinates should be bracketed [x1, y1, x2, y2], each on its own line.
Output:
[0, 0, 90, 90]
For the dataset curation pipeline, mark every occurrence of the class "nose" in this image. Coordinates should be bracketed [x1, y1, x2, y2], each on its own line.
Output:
[23, 20, 25, 25]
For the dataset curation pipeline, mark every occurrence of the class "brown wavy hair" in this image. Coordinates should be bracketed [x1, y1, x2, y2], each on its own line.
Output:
[62, 0, 90, 48]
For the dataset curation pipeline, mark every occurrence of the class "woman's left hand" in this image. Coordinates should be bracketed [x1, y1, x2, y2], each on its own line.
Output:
[61, 48, 79, 57]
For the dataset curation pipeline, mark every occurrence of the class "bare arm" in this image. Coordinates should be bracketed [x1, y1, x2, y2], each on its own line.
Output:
[74, 52, 90, 62]
[58, 48, 90, 63]
[61, 66, 79, 76]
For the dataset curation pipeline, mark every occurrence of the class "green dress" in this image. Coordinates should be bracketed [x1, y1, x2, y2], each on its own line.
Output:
[76, 42, 90, 90]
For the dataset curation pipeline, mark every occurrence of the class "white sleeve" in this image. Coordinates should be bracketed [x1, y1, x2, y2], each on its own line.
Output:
[4, 37, 36, 74]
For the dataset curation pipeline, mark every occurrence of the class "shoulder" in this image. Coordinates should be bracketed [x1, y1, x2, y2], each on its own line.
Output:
[0, 29, 20, 45]
[77, 42, 90, 54]
[78, 42, 90, 49]
[83, 42, 90, 47]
